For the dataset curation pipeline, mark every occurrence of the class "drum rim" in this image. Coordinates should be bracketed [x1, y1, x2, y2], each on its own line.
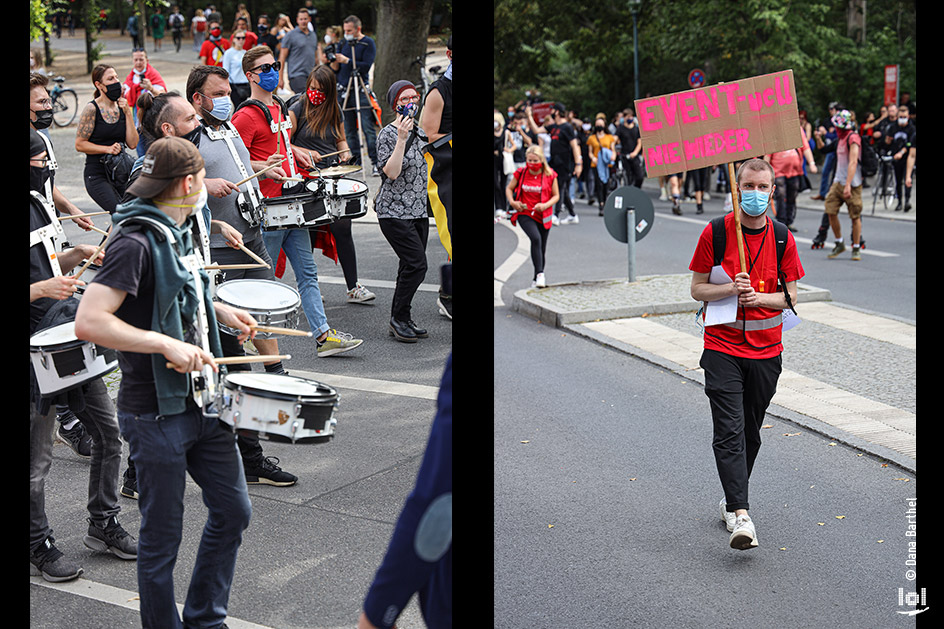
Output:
[29, 322, 87, 351]
[216, 279, 301, 308]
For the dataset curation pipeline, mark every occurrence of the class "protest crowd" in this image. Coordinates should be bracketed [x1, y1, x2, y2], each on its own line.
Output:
[31, 4, 452, 628]
[495, 90, 916, 263]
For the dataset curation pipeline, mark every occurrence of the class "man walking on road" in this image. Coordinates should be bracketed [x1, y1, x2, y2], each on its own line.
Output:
[823, 109, 863, 261]
[689, 158, 805, 550]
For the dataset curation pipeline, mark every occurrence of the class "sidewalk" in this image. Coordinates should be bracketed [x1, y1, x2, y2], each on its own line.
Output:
[513, 277, 916, 474]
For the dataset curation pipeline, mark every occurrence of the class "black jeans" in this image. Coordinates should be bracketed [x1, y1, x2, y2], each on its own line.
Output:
[378, 217, 429, 321]
[700, 349, 782, 512]
[516, 214, 549, 278]
[552, 166, 574, 217]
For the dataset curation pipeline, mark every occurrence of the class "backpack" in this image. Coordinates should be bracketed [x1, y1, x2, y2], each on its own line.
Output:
[710, 214, 796, 314]
[858, 139, 879, 178]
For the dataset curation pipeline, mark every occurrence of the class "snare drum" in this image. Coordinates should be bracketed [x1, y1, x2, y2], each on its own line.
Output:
[321, 176, 369, 220]
[217, 372, 338, 444]
[72, 260, 102, 296]
[261, 187, 332, 230]
[29, 321, 118, 397]
[215, 279, 301, 338]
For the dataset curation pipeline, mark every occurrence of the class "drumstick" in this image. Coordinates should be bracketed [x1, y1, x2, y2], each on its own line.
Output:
[251, 325, 313, 337]
[165, 354, 292, 370]
[233, 162, 280, 187]
[88, 225, 109, 236]
[58, 211, 110, 221]
[204, 263, 269, 270]
[237, 242, 270, 268]
[74, 227, 119, 279]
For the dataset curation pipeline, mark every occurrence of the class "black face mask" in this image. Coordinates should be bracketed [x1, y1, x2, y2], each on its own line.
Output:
[30, 164, 50, 193]
[180, 125, 202, 148]
[32, 109, 54, 130]
[103, 82, 122, 101]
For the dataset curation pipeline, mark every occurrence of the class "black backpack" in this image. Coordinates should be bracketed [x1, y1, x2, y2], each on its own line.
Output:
[710, 214, 796, 315]
[858, 139, 879, 178]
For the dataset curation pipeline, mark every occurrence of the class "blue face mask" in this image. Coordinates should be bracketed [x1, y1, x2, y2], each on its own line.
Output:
[257, 68, 279, 93]
[739, 190, 770, 216]
[200, 94, 232, 123]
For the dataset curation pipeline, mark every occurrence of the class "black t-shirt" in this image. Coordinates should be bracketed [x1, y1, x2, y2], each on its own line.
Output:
[289, 100, 341, 167]
[547, 122, 576, 171]
[89, 229, 159, 413]
[616, 122, 641, 156]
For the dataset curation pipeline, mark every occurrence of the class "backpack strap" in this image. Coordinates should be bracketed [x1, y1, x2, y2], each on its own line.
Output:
[710, 215, 726, 268]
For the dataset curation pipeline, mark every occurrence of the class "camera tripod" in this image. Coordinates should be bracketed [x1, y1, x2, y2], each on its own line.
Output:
[339, 39, 376, 168]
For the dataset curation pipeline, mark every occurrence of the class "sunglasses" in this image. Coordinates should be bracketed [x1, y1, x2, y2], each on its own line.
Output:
[249, 61, 281, 74]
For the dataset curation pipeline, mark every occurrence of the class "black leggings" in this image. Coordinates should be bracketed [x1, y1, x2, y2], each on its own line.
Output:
[517, 214, 550, 278]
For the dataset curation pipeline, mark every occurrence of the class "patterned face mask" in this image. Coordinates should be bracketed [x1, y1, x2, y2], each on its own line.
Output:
[307, 88, 327, 106]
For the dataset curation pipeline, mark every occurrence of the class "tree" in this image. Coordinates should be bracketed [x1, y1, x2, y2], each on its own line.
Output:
[373, 0, 435, 125]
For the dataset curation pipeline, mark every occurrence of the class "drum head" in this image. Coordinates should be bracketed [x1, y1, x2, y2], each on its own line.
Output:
[216, 280, 299, 310]
[334, 177, 367, 196]
[29, 321, 83, 350]
[225, 372, 337, 400]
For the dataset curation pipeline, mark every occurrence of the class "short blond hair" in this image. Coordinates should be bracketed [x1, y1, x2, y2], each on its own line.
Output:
[735, 158, 775, 186]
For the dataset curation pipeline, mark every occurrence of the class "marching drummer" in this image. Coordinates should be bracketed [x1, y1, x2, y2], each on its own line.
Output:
[74, 136, 255, 629]
[30, 128, 137, 584]
[231, 45, 365, 357]
[182, 63, 310, 487]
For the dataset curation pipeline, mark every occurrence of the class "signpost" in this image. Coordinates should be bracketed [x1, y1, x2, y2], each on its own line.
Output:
[602, 186, 654, 283]
[884, 65, 899, 107]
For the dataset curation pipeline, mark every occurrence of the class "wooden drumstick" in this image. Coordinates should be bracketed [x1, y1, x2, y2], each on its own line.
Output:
[237, 242, 270, 268]
[251, 325, 313, 337]
[58, 211, 110, 221]
[165, 354, 292, 370]
[204, 263, 269, 270]
[233, 162, 280, 187]
[74, 228, 118, 279]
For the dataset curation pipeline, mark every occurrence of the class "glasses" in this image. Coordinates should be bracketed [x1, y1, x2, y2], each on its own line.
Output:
[249, 61, 281, 74]
[397, 95, 420, 104]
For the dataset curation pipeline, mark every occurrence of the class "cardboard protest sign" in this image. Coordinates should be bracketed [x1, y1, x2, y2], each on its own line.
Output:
[634, 69, 802, 178]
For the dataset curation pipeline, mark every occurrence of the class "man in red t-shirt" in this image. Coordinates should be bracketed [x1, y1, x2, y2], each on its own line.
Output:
[198, 19, 230, 67]
[689, 158, 804, 551]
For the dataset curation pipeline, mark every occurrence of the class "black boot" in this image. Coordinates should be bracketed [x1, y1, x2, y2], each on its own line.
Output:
[389, 317, 418, 343]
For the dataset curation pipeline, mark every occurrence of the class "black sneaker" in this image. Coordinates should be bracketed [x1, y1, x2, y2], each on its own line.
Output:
[120, 466, 139, 500]
[244, 456, 297, 486]
[56, 415, 92, 459]
[83, 516, 137, 560]
[30, 537, 84, 582]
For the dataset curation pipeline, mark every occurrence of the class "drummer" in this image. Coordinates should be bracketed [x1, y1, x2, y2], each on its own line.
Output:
[231, 45, 364, 357]
[184, 64, 301, 487]
[287, 64, 376, 306]
[74, 136, 255, 629]
[30, 128, 137, 583]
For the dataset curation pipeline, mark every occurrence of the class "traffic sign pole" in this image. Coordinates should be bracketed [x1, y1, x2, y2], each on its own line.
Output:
[627, 209, 636, 282]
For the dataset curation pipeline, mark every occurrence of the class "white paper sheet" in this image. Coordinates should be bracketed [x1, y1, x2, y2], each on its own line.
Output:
[704, 265, 738, 326]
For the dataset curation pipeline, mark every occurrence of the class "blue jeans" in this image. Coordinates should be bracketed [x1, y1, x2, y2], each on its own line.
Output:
[117, 407, 252, 629]
[262, 229, 331, 339]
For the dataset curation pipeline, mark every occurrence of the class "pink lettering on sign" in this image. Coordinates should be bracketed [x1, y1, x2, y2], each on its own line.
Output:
[637, 99, 661, 131]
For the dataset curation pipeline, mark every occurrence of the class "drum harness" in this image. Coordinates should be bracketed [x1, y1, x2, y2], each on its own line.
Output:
[29, 191, 65, 278]
[202, 121, 265, 226]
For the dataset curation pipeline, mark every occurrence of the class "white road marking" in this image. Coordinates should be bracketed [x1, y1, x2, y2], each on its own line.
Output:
[494, 220, 531, 307]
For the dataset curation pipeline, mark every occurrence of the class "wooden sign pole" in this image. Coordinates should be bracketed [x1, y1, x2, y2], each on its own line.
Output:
[727, 162, 747, 274]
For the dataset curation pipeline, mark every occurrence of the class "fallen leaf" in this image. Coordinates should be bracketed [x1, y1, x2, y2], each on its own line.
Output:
[856, 453, 864, 457]
[762, 424, 773, 429]
[828, 442, 837, 446]
[835, 515, 846, 520]
[520, 440, 530, 444]
[629, 478, 637, 481]
[783, 432, 802, 437]
[877, 540, 884, 543]
[894, 478, 911, 482]
[881, 463, 889, 468]
[548, 524, 554, 528]
[817, 522, 825, 526]
[779, 547, 787, 551]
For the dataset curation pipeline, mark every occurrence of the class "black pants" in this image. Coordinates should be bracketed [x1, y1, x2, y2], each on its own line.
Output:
[516, 214, 549, 278]
[378, 217, 429, 321]
[774, 175, 800, 226]
[700, 349, 782, 512]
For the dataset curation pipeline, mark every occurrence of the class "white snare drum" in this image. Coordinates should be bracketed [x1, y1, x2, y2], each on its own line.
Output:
[72, 260, 102, 296]
[261, 187, 332, 230]
[215, 279, 301, 338]
[217, 372, 338, 444]
[29, 321, 118, 397]
[322, 177, 368, 220]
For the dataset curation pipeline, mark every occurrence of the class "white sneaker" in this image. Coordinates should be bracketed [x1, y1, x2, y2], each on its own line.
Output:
[561, 214, 579, 225]
[719, 498, 737, 532]
[535, 273, 546, 288]
[551, 214, 560, 226]
[729, 514, 759, 550]
[346, 283, 376, 303]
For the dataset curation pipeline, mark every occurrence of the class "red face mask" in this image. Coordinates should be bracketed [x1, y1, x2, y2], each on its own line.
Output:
[307, 88, 326, 106]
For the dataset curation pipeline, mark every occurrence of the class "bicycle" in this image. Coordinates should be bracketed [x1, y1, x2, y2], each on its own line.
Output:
[410, 51, 444, 100]
[49, 76, 79, 127]
[871, 153, 896, 214]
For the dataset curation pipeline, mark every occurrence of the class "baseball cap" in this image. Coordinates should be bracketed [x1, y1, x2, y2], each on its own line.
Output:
[125, 136, 205, 199]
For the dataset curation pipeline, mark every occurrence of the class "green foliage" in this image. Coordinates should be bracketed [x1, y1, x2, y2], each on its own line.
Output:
[494, 0, 916, 123]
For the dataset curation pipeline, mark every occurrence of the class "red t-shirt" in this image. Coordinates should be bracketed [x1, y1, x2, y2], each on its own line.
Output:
[689, 214, 805, 359]
[509, 167, 557, 228]
[231, 100, 292, 199]
[123, 65, 167, 112]
[199, 38, 230, 66]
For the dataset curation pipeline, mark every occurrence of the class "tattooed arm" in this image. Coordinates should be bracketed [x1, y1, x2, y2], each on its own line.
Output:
[75, 102, 121, 156]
